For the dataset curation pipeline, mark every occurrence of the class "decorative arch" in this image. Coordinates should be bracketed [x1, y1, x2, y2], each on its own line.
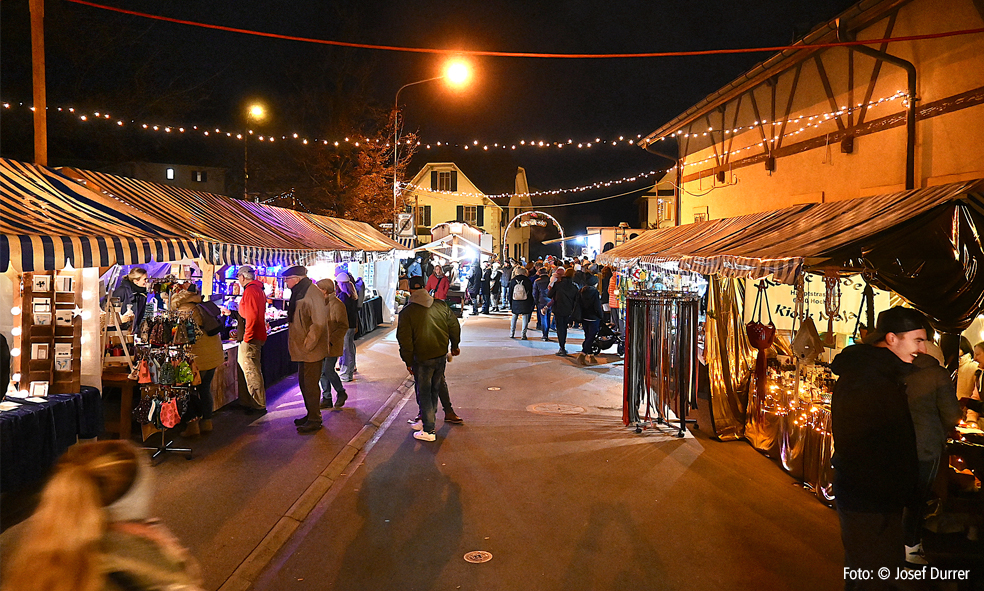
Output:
[502, 210, 566, 259]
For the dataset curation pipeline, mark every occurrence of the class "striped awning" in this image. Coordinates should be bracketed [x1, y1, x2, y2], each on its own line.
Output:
[396, 236, 416, 249]
[1, 159, 199, 272]
[63, 168, 400, 265]
[598, 179, 984, 285]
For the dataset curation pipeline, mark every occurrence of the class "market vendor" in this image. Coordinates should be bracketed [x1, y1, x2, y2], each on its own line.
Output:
[112, 267, 149, 330]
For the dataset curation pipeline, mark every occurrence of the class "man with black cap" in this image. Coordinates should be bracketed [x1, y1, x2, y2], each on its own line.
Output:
[280, 266, 329, 433]
[397, 275, 461, 442]
[236, 265, 268, 413]
[830, 305, 928, 586]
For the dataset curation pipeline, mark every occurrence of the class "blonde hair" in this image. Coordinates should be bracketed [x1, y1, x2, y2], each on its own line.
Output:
[2, 441, 140, 591]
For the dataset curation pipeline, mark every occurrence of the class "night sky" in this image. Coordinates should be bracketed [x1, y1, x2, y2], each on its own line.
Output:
[1, 0, 858, 234]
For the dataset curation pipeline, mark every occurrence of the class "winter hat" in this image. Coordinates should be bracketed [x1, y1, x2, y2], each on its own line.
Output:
[862, 306, 930, 344]
[408, 276, 426, 290]
[335, 271, 353, 283]
[553, 267, 566, 279]
[280, 266, 308, 279]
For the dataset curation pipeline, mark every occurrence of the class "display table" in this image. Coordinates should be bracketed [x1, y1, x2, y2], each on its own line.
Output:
[260, 327, 296, 387]
[357, 296, 383, 337]
[0, 387, 103, 493]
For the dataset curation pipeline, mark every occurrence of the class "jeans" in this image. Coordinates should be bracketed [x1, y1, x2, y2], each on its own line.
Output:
[414, 355, 447, 434]
[299, 360, 324, 424]
[510, 313, 531, 337]
[480, 287, 490, 313]
[439, 375, 454, 413]
[555, 314, 570, 351]
[320, 355, 345, 400]
[581, 319, 601, 353]
[903, 457, 941, 547]
[611, 308, 624, 339]
[339, 328, 357, 380]
[195, 368, 216, 420]
[540, 307, 552, 339]
[500, 286, 510, 308]
[238, 340, 266, 409]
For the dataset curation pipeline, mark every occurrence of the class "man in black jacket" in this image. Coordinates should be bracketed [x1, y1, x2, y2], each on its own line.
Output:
[830, 306, 928, 588]
[547, 269, 578, 356]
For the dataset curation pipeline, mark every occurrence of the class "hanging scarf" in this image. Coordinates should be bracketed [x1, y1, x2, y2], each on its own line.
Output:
[287, 277, 312, 323]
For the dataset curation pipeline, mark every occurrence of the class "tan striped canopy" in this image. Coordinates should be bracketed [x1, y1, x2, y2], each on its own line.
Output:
[1, 159, 199, 272]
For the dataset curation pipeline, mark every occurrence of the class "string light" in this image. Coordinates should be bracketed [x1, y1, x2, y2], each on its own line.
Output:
[402, 168, 669, 200]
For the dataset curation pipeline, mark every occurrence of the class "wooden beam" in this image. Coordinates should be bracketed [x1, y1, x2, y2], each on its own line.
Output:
[856, 13, 897, 127]
[814, 55, 846, 131]
[775, 63, 803, 151]
[682, 85, 984, 183]
[748, 90, 771, 156]
[723, 94, 743, 166]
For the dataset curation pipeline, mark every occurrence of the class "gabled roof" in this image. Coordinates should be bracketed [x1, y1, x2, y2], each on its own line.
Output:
[640, 0, 912, 148]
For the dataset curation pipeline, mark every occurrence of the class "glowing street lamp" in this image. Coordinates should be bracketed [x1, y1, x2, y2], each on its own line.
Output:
[392, 59, 472, 239]
[244, 103, 266, 200]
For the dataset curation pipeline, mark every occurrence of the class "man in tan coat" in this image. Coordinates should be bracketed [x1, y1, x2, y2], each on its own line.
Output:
[280, 266, 329, 433]
[316, 278, 350, 410]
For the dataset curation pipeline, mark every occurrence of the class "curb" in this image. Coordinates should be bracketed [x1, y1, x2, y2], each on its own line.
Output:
[216, 376, 415, 591]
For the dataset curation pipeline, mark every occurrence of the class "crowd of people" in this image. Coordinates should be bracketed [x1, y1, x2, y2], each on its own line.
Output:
[426, 254, 624, 365]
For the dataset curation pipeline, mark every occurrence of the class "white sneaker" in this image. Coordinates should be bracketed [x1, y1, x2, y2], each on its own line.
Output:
[905, 543, 928, 565]
[410, 420, 423, 431]
[413, 430, 436, 442]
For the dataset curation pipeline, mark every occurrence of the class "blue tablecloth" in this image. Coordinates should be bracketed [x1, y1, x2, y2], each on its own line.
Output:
[0, 387, 103, 493]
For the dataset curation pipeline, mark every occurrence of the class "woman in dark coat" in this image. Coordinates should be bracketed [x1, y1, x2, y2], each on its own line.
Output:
[573, 274, 605, 365]
[532, 268, 552, 341]
[547, 268, 578, 356]
[507, 267, 534, 339]
[112, 267, 149, 331]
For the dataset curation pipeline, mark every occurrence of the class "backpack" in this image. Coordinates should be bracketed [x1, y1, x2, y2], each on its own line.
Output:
[196, 301, 222, 337]
[512, 279, 528, 301]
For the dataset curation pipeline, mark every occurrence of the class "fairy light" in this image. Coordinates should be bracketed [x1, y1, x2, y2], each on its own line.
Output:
[402, 167, 667, 200]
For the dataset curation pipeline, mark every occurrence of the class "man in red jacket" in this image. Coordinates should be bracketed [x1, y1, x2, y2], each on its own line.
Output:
[237, 266, 268, 413]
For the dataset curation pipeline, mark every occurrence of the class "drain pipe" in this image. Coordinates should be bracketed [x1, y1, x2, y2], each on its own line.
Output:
[837, 18, 917, 190]
[643, 143, 684, 226]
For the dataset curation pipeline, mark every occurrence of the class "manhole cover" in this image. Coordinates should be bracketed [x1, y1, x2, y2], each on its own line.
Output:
[464, 551, 493, 563]
[526, 403, 587, 415]
[487, 387, 501, 391]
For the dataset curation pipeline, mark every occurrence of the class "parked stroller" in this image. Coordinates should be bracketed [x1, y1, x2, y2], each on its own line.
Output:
[588, 320, 624, 356]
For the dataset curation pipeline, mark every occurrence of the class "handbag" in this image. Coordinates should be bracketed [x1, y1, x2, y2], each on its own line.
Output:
[746, 281, 775, 401]
[159, 397, 180, 429]
[133, 396, 154, 425]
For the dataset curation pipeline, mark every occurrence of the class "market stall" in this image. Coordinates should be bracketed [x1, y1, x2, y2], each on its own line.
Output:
[61, 167, 402, 407]
[0, 158, 201, 488]
[599, 179, 984, 504]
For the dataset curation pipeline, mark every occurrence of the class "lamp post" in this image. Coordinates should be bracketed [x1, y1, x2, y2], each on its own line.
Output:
[244, 103, 265, 201]
[392, 60, 471, 239]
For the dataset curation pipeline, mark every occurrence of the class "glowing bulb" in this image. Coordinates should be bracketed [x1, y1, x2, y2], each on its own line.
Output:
[10, 348, 21, 357]
[11, 326, 21, 336]
[248, 104, 265, 120]
[81, 290, 92, 300]
[444, 60, 471, 87]
[81, 310, 92, 320]
[11, 306, 21, 315]
[11, 373, 20, 383]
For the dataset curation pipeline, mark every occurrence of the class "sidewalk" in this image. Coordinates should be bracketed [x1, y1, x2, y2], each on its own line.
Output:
[249, 312, 845, 591]
[0, 323, 411, 591]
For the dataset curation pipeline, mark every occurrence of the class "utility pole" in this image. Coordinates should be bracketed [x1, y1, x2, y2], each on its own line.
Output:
[30, 0, 48, 166]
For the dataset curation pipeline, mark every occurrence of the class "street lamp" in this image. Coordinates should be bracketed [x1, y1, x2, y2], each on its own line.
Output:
[392, 59, 472, 239]
[244, 103, 266, 201]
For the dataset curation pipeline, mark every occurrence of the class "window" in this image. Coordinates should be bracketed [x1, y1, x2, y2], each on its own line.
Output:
[192, 170, 207, 182]
[462, 206, 478, 225]
[415, 205, 431, 227]
[438, 172, 452, 191]
[165, 168, 175, 180]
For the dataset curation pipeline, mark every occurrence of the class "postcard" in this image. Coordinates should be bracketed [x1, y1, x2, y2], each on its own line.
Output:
[28, 381, 48, 398]
[31, 342, 49, 360]
[32, 298, 51, 314]
[34, 312, 52, 326]
[55, 275, 74, 293]
[54, 357, 73, 372]
[32, 275, 51, 292]
[55, 309, 75, 326]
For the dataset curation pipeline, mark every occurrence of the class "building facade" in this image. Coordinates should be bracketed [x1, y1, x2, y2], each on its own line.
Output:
[639, 0, 984, 223]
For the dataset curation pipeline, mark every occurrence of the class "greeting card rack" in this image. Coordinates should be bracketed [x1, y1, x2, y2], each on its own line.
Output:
[11, 271, 83, 397]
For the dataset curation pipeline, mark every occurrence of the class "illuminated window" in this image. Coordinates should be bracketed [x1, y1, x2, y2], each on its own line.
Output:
[165, 168, 175, 180]
[192, 170, 207, 182]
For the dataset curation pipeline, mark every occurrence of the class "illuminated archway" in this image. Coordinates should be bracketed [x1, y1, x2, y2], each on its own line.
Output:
[502, 210, 566, 259]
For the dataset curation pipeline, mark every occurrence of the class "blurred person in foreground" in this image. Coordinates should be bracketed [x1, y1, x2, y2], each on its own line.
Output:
[2, 440, 203, 591]
[830, 306, 928, 590]
[398, 276, 461, 442]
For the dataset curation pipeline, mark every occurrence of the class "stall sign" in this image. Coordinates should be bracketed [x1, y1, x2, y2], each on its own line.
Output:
[742, 275, 891, 334]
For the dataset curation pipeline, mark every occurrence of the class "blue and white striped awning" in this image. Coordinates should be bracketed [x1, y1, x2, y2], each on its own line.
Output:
[396, 236, 416, 249]
[1, 159, 199, 272]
